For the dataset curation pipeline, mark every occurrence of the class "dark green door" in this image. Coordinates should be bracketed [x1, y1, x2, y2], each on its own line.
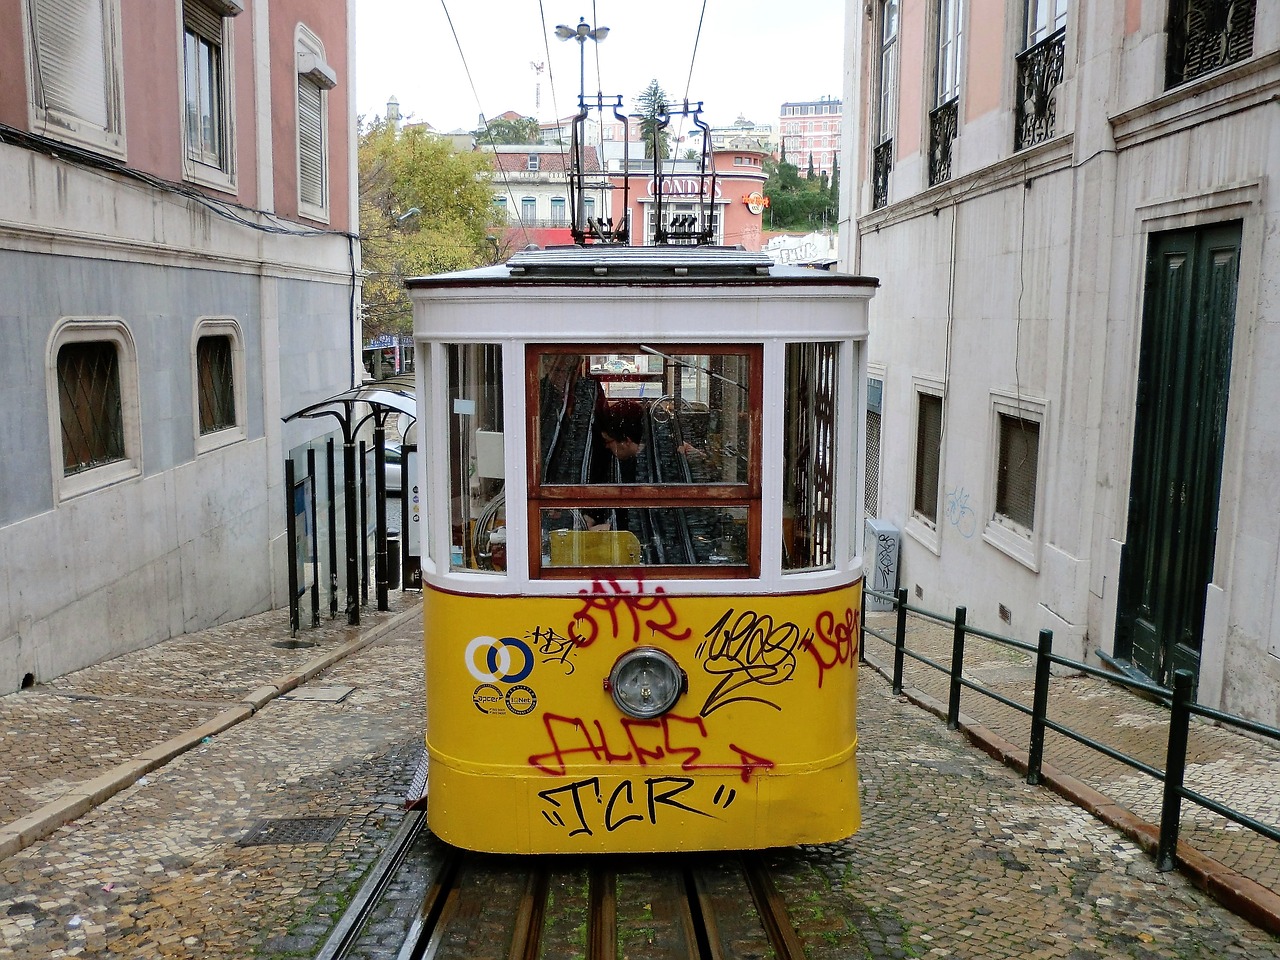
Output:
[1116, 222, 1241, 686]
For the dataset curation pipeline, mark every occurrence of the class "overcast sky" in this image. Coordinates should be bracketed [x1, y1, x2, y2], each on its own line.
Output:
[355, 0, 845, 134]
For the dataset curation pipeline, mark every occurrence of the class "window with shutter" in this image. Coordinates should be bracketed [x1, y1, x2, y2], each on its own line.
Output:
[982, 393, 1045, 568]
[296, 25, 335, 219]
[913, 392, 942, 525]
[298, 77, 325, 208]
[182, 0, 237, 182]
[995, 413, 1039, 531]
[26, 0, 125, 155]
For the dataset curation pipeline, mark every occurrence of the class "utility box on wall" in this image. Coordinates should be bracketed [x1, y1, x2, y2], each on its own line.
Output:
[864, 518, 900, 611]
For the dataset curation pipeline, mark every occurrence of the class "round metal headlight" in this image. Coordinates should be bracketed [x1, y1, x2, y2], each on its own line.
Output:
[605, 647, 686, 719]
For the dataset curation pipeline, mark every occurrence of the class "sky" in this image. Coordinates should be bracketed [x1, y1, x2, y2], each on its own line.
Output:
[355, 0, 846, 135]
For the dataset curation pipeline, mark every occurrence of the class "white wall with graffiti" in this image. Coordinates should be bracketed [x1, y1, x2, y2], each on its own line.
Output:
[764, 231, 837, 267]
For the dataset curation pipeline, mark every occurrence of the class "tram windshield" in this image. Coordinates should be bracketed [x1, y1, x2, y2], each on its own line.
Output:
[531, 345, 758, 575]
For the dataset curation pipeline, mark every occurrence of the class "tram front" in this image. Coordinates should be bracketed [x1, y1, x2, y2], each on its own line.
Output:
[407, 246, 877, 854]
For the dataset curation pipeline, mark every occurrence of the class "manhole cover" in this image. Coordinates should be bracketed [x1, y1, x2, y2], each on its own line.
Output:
[237, 816, 346, 846]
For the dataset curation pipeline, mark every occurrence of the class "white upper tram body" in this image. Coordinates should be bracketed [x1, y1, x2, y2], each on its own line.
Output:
[406, 245, 876, 598]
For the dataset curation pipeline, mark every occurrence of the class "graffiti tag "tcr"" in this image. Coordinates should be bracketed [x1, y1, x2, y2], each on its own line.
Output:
[538, 776, 738, 838]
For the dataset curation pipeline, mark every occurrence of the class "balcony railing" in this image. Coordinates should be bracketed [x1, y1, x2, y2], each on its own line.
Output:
[872, 139, 892, 210]
[1015, 27, 1066, 152]
[1166, 0, 1256, 89]
[928, 98, 958, 187]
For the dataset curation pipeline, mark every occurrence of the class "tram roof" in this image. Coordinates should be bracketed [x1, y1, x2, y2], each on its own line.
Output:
[404, 245, 879, 287]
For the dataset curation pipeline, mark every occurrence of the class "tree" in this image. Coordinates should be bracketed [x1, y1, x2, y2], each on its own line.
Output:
[828, 160, 840, 210]
[763, 156, 837, 231]
[635, 79, 672, 160]
[359, 118, 500, 340]
[473, 115, 541, 145]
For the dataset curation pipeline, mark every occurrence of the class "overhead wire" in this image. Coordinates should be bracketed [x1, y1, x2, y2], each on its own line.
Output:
[684, 0, 708, 107]
[439, 0, 533, 249]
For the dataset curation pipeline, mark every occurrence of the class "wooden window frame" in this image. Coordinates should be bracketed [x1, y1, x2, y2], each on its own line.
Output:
[525, 343, 763, 580]
[180, 0, 241, 191]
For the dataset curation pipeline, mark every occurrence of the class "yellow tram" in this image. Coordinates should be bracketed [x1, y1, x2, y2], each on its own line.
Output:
[407, 245, 876, 854]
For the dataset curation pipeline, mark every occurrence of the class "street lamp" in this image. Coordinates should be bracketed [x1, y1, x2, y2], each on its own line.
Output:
[555, 17, 608, 233]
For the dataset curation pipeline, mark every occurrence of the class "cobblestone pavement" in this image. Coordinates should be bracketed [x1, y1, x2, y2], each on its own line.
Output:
[0, 596, 1277, 957]
[864, 608, 1280, 926]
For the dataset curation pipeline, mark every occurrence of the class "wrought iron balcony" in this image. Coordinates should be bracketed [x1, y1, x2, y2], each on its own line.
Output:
[1166, 0, 1255, 89]
[1015, 28, 1066, 152]
[929, 98, 958, 186]
[872, 139, 892, 210]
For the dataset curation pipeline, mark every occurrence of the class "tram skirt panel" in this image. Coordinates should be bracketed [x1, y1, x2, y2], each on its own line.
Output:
[422, 582, 861, 854]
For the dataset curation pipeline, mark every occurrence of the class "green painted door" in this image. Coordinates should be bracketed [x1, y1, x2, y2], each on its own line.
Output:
[1116, 222, 1241, 686]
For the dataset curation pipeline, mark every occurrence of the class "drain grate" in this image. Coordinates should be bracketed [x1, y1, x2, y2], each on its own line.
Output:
[237, 816, 346, 846]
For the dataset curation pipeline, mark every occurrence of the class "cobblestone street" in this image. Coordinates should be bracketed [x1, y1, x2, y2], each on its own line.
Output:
[0, 599, 1277, 957]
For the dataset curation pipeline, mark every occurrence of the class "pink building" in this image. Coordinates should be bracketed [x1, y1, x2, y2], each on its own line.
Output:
[0, 0, 360, 691]
[608, 144, 769, 250]
[778, 96, 842, 176]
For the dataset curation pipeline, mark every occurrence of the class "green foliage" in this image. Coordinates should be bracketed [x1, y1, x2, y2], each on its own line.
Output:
[473, 115, 541, 145]
[763, 156, 837, 231]
[358, 118, 499, 340]
[635, 79, 672, 160]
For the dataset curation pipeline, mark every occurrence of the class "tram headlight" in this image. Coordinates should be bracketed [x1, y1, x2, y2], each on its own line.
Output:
[604, 647, 687, 719]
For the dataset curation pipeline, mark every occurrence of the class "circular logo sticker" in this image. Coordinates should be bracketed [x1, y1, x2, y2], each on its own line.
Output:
[472, 683, 505, 714]
[505, 685, 538, 716]
[465, 636, 535, 683]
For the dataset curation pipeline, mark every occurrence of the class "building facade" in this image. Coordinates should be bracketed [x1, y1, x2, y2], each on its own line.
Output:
[608, 145, 770, 250]
[487, 144, 608, 248]
[0, 0, 358, 693]
[842, 0, 1280, 722]
[779, 96, 842, 176]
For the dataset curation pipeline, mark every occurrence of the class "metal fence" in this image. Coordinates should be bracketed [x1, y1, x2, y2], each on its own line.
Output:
[862, 586, 1280, 873]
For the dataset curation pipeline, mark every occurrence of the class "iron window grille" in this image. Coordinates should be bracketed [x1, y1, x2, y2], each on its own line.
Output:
[865, 408, 882, 520]
[995, 412, 1039, 531]
[1165, 0, 1255, 89]
[197, 334, 236, 434]
[58, 341, 125, 475]
[914, 393, 943, 524]
[1015, 27, 1066, 151]
[873, 139, 893, 210]
[929, 98, 958, 186]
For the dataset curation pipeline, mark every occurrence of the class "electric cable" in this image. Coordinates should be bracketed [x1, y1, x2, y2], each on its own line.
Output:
[440, 0, 533, 249]
[684, 0, 708, 106]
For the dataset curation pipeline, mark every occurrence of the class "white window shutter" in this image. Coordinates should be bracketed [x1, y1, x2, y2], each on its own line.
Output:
[298, 77, 325, 207]
[31, 0, 110, 129]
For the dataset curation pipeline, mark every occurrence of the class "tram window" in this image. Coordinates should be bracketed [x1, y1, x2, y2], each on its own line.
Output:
[448, 343, 505, 573]
[782, 342, 839, 572]
[539, 506, 749, 568]
[529, 345, 759, 575]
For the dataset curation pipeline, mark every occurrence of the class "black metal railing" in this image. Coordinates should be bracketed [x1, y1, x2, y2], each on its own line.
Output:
[872, 139, 892, 210]
[928, 98, 957, 186]
[1166, 0, 1256, 89]
[862, 586, 1280, 877]
[1015, 27, 1066, 152]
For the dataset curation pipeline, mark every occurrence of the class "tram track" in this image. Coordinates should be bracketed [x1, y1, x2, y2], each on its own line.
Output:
[324, 815, 808, 960]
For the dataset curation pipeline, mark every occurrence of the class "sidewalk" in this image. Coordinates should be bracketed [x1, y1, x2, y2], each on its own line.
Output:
[863, 608, 1280, 934]
[0, 592, 421, 863]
